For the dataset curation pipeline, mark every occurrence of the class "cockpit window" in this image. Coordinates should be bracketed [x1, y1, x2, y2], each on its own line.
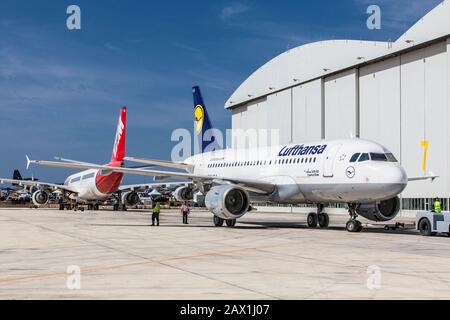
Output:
[358, 153, 370, 162]
[370, 153, 388, 162]
[350, 153, 361, 163]
[385, 153, 398, 162]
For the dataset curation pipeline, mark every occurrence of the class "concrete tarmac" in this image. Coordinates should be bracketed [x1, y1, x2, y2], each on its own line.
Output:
[1, 208, 450, 300]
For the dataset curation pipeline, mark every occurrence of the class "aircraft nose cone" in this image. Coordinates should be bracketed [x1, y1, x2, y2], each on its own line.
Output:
[385, 166, 408, 195]
[396, 166, 408, 185]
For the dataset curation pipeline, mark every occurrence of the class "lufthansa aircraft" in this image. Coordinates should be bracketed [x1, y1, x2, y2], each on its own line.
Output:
[0, 107, 181, 211]
[28, 87, 436, 232]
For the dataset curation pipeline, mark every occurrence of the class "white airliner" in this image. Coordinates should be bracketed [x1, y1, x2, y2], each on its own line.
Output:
[0, 107, 181, 211]
[26, 87, 436, 232]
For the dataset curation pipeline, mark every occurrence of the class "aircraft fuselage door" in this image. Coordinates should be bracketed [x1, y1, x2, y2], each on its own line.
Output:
[323, 144, 342, 178]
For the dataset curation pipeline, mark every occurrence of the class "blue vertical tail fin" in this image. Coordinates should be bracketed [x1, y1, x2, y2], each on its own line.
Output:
[13, 170, 22, 181]
[192, 86, 222, 154]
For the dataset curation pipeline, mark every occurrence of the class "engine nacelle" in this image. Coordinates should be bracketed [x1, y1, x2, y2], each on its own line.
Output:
[205, 185, 250, 220]
[121, 192, 140, 206]
[356, 197, 401, 222]
[174, 186, 194, 202]
[32, 190, 49, 206]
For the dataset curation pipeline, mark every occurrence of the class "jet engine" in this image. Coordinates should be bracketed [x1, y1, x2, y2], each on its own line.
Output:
[32, 190, 49, 206]
[121, 192, 140, 206]
[174, 186, 194, 202]
[205, 185, 250, 220]
[356, 197, 400, 222]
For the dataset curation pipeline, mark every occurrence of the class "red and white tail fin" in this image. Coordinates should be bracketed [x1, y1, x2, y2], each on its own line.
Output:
[111, 107, 127, 163]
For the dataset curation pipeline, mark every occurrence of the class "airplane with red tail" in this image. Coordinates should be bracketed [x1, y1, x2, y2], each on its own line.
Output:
[0, 107, 183, 210]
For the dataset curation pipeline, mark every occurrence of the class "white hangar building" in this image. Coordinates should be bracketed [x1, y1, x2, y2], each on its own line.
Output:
[225, 1, 450, 211]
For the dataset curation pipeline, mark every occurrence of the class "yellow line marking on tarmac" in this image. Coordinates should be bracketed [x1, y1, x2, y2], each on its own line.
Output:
[0, 232, 352, 284]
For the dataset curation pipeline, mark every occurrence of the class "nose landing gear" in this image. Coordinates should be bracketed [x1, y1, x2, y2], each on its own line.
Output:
[346, 204, 362, 233]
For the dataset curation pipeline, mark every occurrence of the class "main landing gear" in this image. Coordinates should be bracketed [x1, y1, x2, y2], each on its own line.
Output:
[87, 203, 100, 211]
[112, 192, 127, 211]
[307, 204, 329, 229]
[346, 204, 363, 233]
[213, 216, 237, 228]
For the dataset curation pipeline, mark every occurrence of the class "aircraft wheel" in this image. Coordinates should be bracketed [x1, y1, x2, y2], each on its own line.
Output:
[307, 213, 318, 228]
[94, 204, 99, 211]
[318, 213, 329, 228]
[418, 218, 434, 236]
[357, 223, 363, 232]
[346, 220, 362, 233]
[226, 219, 237, 228]
[213, 216, 224, 227]
[59, 204, 65, 211]
[113, 204, 119, 211]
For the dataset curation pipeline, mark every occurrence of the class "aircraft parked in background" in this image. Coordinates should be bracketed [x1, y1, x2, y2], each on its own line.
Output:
[0, 107, 183, 211]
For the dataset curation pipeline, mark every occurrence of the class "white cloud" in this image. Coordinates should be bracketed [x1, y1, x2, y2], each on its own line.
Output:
[220, 3, 249, 20]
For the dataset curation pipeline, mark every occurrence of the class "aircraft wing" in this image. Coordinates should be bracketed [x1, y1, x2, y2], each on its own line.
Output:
[0, 178, 76, 193]
[124, 157, 194, 171]
[29, 158, 276, 195]
[118, 182, 191, 192]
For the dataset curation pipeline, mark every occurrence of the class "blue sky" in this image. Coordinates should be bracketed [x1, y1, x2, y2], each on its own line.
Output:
[0, 0, 442, 184]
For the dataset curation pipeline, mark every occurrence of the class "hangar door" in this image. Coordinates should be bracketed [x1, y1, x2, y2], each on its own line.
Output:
[292, 79, 322, 143]
[324, 69, 357, 140]
[359, 57, 401, 161]
[400, 42, 449, 198]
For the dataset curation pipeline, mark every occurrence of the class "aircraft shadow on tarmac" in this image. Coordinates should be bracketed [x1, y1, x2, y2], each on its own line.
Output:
[86, 220, 421, 235]
[87, 223, 271, 230]
[238, 221, 422, 236]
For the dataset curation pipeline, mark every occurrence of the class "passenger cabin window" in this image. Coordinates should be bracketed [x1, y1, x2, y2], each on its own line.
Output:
[71, 177, 81, 184]
[370, 153, 388, 162]
[82, 173, 95, 180]
[358, 153, 370, 162]
[350, 153, 361, 163]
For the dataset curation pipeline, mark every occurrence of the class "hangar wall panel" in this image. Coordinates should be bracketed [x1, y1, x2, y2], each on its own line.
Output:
[401, 42, 449, 197]
[231, 99, 268, 149]
[448, 37, 450, 199]
[292, 80, 322, 143]
[324, 69, 357, 140]
[266, 90, 292, 146]
[231, 107, 244, 133]
[400, 49, 426, 198]
[231, 91, 292, 149]
[359, 57, 401, 161]
[422, 42, 449, 197]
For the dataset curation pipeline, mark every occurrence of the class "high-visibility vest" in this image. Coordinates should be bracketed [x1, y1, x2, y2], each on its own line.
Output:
[434, 201, 442, 213]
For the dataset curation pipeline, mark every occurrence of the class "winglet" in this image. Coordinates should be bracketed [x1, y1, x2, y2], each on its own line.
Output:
[429, 171, 438, 182]
[26, 155, 31, 170]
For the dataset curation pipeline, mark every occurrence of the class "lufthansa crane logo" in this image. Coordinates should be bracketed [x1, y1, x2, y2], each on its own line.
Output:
[346, 166, 356, 179]
[194, 105, 204, 134]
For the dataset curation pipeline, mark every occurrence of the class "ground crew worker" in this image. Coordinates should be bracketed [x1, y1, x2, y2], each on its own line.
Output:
[181, 201, 190, 224]
[152, 202, 161, 226]
[434, 198, 442, 214]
